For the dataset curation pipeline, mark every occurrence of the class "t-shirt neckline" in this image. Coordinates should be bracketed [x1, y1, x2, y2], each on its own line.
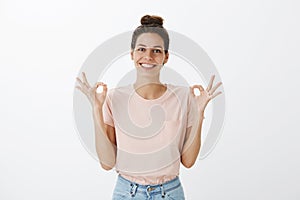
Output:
[131, 83, 169, 102]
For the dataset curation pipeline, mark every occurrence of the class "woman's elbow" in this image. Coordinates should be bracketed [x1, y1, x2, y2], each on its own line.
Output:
[182, 161, 195, 168]
[100, 162, 115, 171]
[181, 157, 196, 169]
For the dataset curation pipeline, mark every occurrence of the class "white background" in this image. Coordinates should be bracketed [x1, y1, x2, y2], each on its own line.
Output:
[1, 0, 299, 199]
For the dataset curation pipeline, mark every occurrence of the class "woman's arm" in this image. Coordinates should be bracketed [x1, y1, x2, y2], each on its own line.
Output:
[181, 75, 222, 168]
[76, 72, 116, 170]
[181, 113, 204, 168]
[92, 105, 116, 170]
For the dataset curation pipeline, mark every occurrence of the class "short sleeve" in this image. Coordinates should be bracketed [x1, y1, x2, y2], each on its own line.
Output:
[102, 91, 115, 127]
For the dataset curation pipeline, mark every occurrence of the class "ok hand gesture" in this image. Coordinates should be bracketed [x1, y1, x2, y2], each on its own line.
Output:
[190, 75, 222, 113]
[76, 72, 108, 108]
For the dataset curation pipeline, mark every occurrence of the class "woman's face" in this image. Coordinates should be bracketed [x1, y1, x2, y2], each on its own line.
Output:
[131, 33, 169, 72]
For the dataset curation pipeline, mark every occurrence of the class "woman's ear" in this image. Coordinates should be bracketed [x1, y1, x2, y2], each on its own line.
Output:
[130, 50, 134, 60]
[163, 52, 169, 64]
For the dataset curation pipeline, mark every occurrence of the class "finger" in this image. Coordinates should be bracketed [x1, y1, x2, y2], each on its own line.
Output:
[94, 82, 107, 90]
[206, 75, 215, 91]
[94, 82, 106, 87]
[190, 86, 196, 97]
[76, 77, 90, 93]
[102, 84, 108, 93]
[76, 77, 85, 88]
[189, 86, 195, 97]
[95, 82, 108, 94]
[191, 85, 204, 91]
[191, 85, 205, 96]
[210, 82, 222, 94]
[75, 86, 87, 95]
[211, 91, 222, 99]
[82, 72, 91, 87]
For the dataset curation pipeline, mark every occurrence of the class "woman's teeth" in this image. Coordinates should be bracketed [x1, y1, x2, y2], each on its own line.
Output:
[141, 63, 156, 68]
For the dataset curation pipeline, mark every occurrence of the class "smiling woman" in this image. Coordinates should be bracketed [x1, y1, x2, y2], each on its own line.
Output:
[75, 14, 222, 200]
[131, 32, 169, 99]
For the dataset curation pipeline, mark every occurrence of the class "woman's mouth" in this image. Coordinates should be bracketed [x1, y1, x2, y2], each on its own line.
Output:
[140, 63, 156, 69]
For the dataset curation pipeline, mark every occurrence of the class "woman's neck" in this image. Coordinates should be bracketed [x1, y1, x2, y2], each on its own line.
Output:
[134, 79, 167, 100]
[134, 68, 167, 99]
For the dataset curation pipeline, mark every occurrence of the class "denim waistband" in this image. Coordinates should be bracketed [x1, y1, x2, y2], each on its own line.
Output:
[117, 174, 182, 198]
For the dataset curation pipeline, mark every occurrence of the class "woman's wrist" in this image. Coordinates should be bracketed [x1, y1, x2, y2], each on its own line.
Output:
[92, 104, 103, 112]
[199, 110, 205, 119]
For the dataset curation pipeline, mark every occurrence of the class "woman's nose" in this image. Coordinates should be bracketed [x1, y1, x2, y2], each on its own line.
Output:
[144, 50, 153, 59]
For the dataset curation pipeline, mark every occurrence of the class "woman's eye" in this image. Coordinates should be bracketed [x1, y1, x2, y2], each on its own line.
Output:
[137, 48, 146, 51]
[153, 49, 162, 53]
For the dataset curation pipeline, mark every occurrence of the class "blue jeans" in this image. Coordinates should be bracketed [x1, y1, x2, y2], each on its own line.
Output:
[112, 175, 185, 200]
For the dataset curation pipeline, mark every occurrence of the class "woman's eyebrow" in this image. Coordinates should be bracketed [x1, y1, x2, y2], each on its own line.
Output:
[136, 44, 163, 48]
[136, 44, 147, 47]
[153, 45, 163, 48]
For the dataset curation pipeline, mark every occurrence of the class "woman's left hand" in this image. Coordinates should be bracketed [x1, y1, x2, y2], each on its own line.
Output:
[190, 75, 222, 114]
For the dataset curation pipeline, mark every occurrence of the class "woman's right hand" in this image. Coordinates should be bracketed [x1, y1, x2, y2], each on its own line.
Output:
[76, 72, 108, 108]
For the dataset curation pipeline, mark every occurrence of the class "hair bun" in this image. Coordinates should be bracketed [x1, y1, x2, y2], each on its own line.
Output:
[141, 15, 163, 26]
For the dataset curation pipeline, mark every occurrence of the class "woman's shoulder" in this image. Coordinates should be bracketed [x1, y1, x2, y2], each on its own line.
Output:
[106, 84, 133, 97]
[167, 84, 190, 95]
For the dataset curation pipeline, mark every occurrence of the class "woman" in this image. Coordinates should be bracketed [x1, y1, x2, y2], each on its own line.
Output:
[76, 15, 222, 200]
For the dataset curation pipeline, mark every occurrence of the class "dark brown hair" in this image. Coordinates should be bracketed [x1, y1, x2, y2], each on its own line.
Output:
[131, 15, 169, 53]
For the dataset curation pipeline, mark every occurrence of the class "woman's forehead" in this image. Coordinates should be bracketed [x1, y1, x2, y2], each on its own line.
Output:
[135, 33, 164, 47]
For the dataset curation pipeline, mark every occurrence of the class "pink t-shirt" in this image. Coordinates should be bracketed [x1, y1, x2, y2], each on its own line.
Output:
[102, 84, 197, 185]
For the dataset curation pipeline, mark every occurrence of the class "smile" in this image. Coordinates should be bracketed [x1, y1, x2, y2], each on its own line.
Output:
[140, 63, 157, 69]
